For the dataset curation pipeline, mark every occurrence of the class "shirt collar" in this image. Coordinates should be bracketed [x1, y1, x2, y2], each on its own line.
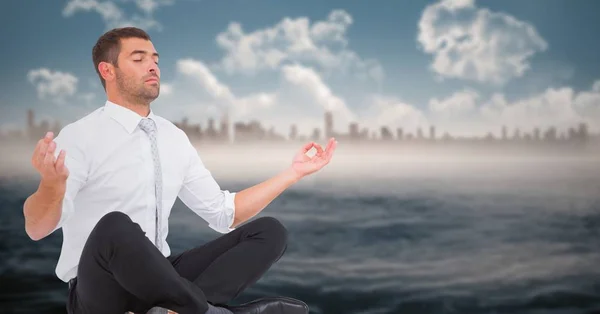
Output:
[104, 100, 158, 134]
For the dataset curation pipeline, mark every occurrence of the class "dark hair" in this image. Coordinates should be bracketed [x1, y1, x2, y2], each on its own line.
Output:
[92, 27, 152, 90]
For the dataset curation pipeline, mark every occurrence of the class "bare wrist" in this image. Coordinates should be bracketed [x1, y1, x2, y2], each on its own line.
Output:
[38, 179, 66, 199]
[284, 167, 303, 183]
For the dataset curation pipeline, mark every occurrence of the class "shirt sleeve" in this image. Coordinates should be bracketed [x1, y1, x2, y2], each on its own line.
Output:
[177, 135, 236, 234]
[49, 124, 89, 234]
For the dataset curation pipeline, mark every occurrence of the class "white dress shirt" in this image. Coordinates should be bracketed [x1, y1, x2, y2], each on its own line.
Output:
[50, 100, 236, 283]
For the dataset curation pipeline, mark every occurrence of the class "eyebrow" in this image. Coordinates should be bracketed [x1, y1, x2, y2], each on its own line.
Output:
[129, 50, 159, 58]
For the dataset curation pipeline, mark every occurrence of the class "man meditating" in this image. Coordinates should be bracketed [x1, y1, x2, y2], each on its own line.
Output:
[22, 27, 337, 314]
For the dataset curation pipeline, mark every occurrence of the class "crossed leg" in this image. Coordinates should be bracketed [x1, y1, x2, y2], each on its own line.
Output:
[167, 216, 288, 306]
[66, 212, 287, 314]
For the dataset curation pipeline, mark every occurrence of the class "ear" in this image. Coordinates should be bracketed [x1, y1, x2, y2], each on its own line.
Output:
[98, 61, 115, 83]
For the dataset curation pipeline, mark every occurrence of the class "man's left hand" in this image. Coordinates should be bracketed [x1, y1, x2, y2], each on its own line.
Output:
[290, 137, 338, 179]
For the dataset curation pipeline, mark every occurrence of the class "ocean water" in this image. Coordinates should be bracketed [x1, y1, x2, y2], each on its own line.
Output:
[1, 150, 600, 314]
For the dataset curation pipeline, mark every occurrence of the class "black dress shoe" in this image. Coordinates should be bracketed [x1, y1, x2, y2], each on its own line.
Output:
[224, 296, 309, 314]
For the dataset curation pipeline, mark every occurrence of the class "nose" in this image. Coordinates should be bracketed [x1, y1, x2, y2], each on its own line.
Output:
[148, 62, 159, 75]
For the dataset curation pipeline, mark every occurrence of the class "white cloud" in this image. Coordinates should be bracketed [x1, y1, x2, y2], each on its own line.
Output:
[479, 88, 582, 135]
[62, 0, 174, 31]
[417, 0, 548, 84]
[353, 79, 600, 139]
[281, 64, 355, 124]
[77, 92, 98, 108]
[27, 68, 79, 105]
[132, 0, 174, 14]
[169, 57, 600, 139]
[214, 10, 384, 82]
[25, 69, 104, 125]
[421, 81, 600, 137]
[236, 93, 278, 114]
[176, 58, 276, 117]
[429, 89, 479, 114]
[176, 59, 236, 102]
[362, 96, 429, 134]
[63, 0, 122, 22]
[573, 82, 600, 129]
[167, 56, 600, 140]
[172, 59, 356, 137]
[423, 89, 482, 136]
[160, 83, 174, 96]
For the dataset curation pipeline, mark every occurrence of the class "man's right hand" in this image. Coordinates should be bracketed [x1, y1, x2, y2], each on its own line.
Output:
[32, 131, 69, 188]
[24, 131, 71, 240]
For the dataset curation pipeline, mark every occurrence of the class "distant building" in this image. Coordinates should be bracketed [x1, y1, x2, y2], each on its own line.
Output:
[234, 120, 264, 142]
[513, 128, 521, 140]
[25, 109, 62, 141]
[324, 111, 333, 139]
[289, 124, 298, 141]
[578, 123, 589, 141]
[543, 127, 557, 141]
[533, 127, 541, 141]
[396, 128, 403, 140]
[349, 122, 359, 140]
[220, 111, 230, 142]
[311, 128, 320, 141]
[206, 118, 218, 139]
[380, 126, 393, 140]
[416, 128, 423, 140]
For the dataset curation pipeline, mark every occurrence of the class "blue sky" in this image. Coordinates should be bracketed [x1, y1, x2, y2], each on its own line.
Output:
[1, 0, 599, 138]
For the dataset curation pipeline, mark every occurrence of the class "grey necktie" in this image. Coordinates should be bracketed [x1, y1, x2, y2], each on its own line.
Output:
[138, 118, 168, 314]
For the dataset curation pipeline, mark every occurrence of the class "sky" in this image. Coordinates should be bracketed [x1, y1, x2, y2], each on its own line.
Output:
[1, 0, 599, 139]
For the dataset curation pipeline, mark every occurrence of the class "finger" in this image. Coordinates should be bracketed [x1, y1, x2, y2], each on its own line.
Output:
[32, 139, 43, 165]
[324, 137, 334, 150]
[325, 139, 337, 161]
[300, 141, 315, 153]
[43, 141, 57, 169]
[313, 143, 324, 156]
[38, 132, 54, 159]
[55, 149, 67, 174]
[321, 138, 334, 159]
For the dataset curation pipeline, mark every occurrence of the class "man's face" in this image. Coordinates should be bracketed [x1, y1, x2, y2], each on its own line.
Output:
[114, 37, 161, 103]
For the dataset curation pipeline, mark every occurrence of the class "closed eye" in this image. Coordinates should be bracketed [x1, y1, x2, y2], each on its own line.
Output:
[133, 59, 158, 65]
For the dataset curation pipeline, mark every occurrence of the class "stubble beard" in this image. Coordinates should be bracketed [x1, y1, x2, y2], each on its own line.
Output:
[116, 70, 160, 107]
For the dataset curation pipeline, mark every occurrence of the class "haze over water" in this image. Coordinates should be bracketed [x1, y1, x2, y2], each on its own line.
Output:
[1, 139, 599, 313]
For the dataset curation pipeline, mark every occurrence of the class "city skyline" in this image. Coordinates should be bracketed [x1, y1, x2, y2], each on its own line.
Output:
[2, 107, 595, 147]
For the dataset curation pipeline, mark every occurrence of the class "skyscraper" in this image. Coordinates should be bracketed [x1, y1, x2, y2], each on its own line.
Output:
[349, 122, 359, 139]
[289, 124, 298, 140]
[324, 111, 333, 139]
[27, 109, 35, 140]
[220, 110, 229, 142]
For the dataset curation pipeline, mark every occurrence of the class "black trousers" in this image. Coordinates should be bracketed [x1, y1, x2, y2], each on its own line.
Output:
[66, 211, 288, 314]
